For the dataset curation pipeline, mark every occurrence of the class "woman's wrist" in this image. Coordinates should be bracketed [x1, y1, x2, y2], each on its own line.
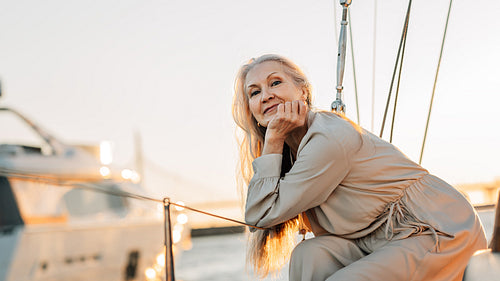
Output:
[262, 135, 286, 155]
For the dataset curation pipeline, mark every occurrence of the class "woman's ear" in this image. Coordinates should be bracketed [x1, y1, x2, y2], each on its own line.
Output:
[301, 87, 308, 102]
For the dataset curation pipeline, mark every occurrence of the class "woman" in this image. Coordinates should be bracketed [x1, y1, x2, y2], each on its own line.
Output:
[232, 54, 487, 281]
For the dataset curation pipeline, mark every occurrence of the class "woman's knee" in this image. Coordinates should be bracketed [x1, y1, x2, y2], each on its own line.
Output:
[289, 237, 346, 281]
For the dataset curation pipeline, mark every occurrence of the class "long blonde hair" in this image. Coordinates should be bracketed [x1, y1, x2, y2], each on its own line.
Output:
[232, 54, 313, 277]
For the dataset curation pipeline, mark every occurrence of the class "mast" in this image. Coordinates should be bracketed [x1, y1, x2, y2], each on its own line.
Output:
[134, 131, 144, 184]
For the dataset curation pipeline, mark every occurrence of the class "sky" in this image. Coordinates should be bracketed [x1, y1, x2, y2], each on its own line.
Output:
[1, 0, 499, 206]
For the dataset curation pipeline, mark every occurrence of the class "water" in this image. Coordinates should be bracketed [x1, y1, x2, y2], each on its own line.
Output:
[175, 233, 287, 281]
[175, 210, 495, 281]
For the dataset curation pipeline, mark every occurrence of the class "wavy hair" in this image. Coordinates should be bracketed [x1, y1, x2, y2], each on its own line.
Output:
[232, 54, 313, 277]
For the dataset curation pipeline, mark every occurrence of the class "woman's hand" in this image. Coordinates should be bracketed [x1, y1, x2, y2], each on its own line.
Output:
[262, 100, 308, 155]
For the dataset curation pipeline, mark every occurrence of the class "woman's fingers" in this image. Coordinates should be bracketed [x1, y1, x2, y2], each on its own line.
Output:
[283, 101, 300, 117]
[292, 100, 299, 115]
[298, 100, 307, 118]
[267, 100, 308, 139]
[277, 103, 285, 114]
[284, 101, 292, 114]
[274, 101, 305, 122]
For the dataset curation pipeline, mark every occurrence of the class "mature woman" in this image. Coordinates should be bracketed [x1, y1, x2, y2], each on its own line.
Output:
[232, 54, 487, 281]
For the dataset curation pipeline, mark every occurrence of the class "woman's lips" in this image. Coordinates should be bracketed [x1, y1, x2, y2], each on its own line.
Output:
[264, 104, 279, 114]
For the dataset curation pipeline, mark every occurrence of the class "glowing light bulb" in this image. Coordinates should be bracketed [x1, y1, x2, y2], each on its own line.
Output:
[100, 166, 111, 177]
[121, 169, 133, 179]
[145, 267, 156, 279]
[177, 214, 188, 225]
[156, 253, 165, 267]
[173, 230, 182, 244]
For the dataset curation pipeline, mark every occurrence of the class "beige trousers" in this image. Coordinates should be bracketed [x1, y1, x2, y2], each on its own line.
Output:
[289, 230, 484, 281]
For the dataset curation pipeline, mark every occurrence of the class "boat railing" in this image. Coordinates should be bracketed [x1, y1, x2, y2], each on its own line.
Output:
[0, 167, 264, 281]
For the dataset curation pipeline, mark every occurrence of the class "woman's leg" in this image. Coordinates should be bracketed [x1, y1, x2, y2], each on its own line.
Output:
[325, 234, 436, 281]
[329, 232, 485, 281]
[289, 235, 366, 281]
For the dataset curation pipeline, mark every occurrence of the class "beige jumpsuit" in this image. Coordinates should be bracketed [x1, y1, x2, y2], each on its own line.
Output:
[245, 111, 487, 281]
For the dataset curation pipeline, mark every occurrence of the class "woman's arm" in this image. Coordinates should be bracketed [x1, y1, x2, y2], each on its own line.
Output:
[262, 100, 308, 155]
[245, 119, 360, 228]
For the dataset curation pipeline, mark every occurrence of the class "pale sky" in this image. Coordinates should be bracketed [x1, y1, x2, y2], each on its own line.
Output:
[1, 0, 499, 205]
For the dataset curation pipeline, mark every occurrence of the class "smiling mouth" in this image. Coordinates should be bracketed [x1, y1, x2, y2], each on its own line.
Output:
[264, 104, 279, 114]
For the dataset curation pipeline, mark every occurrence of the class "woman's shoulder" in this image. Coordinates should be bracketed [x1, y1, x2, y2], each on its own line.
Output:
[306, 110, 363, 152]
[309, 110, 362, 136]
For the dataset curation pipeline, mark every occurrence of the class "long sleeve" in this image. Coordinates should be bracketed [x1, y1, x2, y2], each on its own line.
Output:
[245, 114, 362, 228]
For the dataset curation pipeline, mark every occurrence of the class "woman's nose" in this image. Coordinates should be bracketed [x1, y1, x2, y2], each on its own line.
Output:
[261, 88, 274, 102]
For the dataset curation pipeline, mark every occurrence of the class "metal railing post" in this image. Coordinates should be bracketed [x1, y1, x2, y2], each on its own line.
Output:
[489, 191, 500, 252]
[163, 198, 176, 281]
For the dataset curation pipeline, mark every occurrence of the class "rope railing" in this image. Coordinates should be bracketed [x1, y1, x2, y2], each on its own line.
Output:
[0, 168, 267, 281]
[0, 167, 265, 230]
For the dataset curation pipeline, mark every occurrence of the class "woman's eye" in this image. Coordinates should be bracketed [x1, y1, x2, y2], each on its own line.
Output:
[271, 80, 281, 87]
[250, 90, 261, 97]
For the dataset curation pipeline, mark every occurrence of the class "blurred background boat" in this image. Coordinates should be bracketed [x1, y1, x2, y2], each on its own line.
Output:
[0, 101, 191, 281]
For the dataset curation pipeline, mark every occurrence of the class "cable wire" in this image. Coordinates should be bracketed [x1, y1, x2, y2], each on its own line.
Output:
[371, 0, 378, 132]
[348, 10, 361, 125]
[419, 0, 453, 165]
[0, 168, 267, 230]
[379, 0, 412, 139]
[389, 17, 410, 143]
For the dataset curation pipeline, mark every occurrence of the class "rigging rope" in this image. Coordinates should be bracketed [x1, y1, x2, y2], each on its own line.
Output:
[379, 0, 413, 139]
[0, 168, 267, 230]
[389, 17, 410, 143]
[348, 10, 361, 125]
[371, 0, 377, 132]
[419, 0, 454, 165]
[333, 1, 338, 45]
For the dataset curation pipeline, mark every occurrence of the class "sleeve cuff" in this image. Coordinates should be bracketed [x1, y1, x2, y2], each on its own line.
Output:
[252, 154, 282, 178]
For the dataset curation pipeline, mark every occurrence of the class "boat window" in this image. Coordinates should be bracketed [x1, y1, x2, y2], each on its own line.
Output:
[0, 177, 24, 226]
[0, 110, 53, 156]
[9, 178, 129, 222]
[63, 183, 128, 218]
[9, 179, 68, 223]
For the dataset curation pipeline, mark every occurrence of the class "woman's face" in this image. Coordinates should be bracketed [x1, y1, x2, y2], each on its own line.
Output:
[245, 61, 306, 127]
